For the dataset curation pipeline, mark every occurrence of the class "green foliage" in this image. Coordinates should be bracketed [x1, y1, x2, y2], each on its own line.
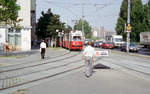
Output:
[0, 0, 21, 28]
[36, 9, 71, 39]
[149, 0, 150, 11]
[115, 0, 149, 42]
[74, 19, 92, 38]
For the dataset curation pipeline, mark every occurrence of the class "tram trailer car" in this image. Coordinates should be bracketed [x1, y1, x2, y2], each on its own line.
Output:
[63, 30, 83, 51]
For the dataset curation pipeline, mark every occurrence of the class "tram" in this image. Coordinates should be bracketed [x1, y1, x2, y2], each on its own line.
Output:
[62, 30, 83, 51]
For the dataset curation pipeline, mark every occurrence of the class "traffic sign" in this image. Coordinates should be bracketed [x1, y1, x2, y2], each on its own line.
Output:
[126, 31, 131, 32]
[126, 24, 131, 31]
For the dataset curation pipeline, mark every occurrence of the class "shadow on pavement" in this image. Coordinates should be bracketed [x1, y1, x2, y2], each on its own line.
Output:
[93, 63, 111, 69]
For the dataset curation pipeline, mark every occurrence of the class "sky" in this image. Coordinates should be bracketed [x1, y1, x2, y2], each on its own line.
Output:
[36, 0, 148, 32]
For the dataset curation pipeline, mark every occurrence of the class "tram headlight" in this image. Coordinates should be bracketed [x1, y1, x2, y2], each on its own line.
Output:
[72, 42, 75, 45]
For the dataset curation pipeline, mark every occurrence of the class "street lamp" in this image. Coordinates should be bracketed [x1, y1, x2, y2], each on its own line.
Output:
[56, 29, 59, 33]
[60, 31, 64, 48]
[56, 30, 64, 48]
[56, 29, 59, 47]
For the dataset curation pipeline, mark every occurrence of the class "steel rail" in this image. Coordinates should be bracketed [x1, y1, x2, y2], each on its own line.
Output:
[0, 54, 102, 90]
[0, 52, 79, 73]
[0, 51, 71, 69]
[101, 58, 150, 77]
[0, 64, 84, 90]
[0, 59, 81, 80]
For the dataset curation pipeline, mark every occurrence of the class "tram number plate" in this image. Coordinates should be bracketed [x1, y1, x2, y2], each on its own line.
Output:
[95, 51, 109, 56]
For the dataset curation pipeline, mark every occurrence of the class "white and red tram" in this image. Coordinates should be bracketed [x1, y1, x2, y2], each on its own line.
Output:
[62, 30, 83, 51]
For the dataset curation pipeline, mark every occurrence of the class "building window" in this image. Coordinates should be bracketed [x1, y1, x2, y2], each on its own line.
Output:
[8, 28, 21, 46]
[8, 28, 14, 33]
[8, 28, 21, 33]
[16, 29, 21, 33]
[8, 34, 15, 45]
[15, 34, 21, 45]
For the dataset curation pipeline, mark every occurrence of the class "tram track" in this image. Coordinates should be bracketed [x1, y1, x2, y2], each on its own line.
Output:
[0, 52, 104, 90]
[100, 58, 150, 77]
[0, 56, 83, 90]
[0, 57, 81, 80]
[0, 51, 71, 69]
[0, 51, 77, 73]
[0, 65, 84, 90]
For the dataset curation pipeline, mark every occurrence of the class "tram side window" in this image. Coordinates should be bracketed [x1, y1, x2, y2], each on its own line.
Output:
[73, 36, 81, 41]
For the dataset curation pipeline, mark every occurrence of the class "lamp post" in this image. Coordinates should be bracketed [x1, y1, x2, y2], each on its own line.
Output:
[60, 31, 64, 48]
[56, 29, 59, 47]
[56, 30, 64, 48]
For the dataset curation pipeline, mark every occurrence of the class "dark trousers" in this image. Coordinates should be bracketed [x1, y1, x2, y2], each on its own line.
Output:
[41, 48, 45, 59]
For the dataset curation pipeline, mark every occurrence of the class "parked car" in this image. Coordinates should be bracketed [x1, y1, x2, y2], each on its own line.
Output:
[101, 42, 114, 49]
[121, 43, 140, 52]
[93, 41, 103, 47]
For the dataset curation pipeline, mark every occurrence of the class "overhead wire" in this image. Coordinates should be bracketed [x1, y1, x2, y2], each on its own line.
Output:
[44, 0, 110, 6]
[43, 0, 112, 17]
[42, 0, 121, 28]
[43, 1, 80, 26]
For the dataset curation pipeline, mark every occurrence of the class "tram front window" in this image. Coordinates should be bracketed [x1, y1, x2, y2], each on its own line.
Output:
[73, 36, 81, 41]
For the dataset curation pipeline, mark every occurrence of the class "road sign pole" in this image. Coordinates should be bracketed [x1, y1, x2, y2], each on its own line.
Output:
[126, 0, 130, 53]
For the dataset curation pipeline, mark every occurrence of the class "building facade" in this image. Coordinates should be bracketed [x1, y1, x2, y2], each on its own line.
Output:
[92, 26, 105, 41]
[92, 26, 115, 42]
[0, 0, 36, 51]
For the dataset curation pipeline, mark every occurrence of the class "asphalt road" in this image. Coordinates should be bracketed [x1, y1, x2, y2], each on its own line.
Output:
[27, 48, 150, 94]
[27, 67, 150, 94]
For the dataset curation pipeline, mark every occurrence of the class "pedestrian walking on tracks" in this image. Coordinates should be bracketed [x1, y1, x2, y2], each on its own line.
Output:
[82, 41, 95, 77]
[40, 40, 47, 59]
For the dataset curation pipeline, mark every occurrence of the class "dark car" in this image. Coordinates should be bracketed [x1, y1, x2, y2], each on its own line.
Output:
[93, 41, 103, 47]
[121, 43, 140, 52]
[101, 42, 114, 49]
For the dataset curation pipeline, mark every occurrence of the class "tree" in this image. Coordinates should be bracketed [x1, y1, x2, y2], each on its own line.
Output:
[47, 14, 66, 38]
[36, 9, 66, 39]
[0, 0, 21, 28]
[146, 0, 150, 32]
[148, 0, 150, 11]
[36, 9, 52, 39]
[115, 0, 145, 42]
[142, 4, 150, 33]
[74, 19, 92, 39]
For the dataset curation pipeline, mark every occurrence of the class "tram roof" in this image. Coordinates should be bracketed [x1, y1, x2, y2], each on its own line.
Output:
[70, 30, 83, 36]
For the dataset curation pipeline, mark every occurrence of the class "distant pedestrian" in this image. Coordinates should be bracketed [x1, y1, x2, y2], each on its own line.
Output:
[40, 40, 47, 59]
[5, 40, 9, 52]
[82, 41, 95, 77]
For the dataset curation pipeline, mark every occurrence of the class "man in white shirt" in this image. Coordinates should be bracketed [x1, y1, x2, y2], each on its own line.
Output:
[40, 40, 47, 59]
[82, 41, 95, 77]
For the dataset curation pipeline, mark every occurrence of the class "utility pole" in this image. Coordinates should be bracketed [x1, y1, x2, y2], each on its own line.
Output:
[72, 19, 79, 30]
[126, 0, 131, 53]
[82, 4, 84, 38]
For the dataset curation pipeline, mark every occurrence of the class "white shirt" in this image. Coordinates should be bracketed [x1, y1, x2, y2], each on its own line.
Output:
[40, 42, 46, 48]
[83, 45, 95, 57]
